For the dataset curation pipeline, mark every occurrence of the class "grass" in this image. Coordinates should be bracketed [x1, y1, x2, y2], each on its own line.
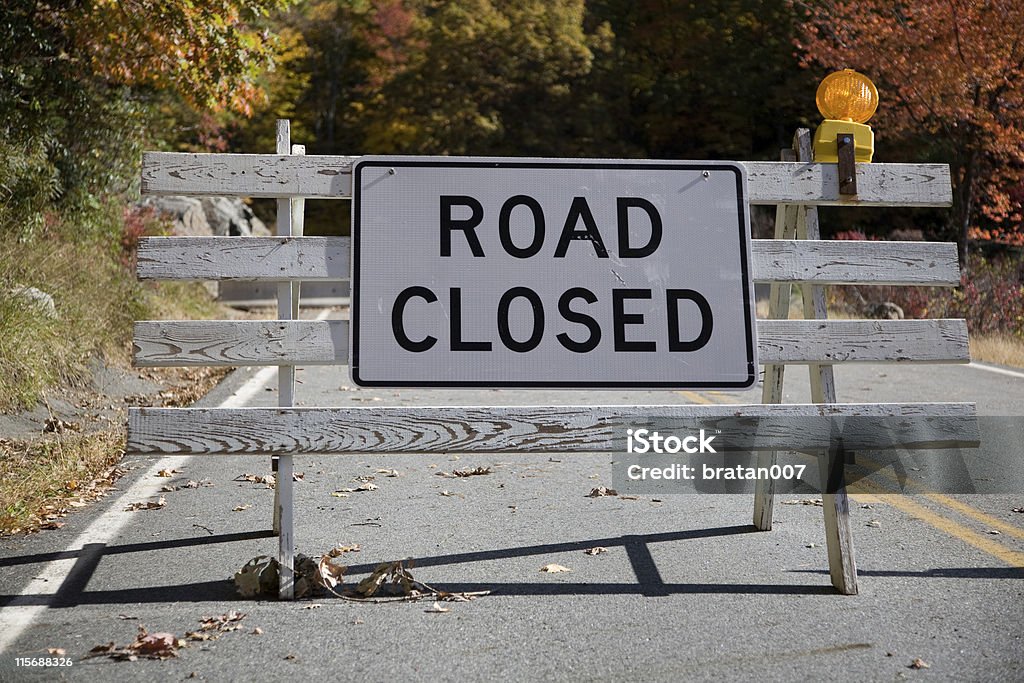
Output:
[0, 214, 227, 533]
[0, 238, 142, 412]
[0, 429, 126, 534]
[970, 334, 1024, 368]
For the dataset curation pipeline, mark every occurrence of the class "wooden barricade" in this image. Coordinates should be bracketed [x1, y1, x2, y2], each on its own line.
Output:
[127, 125, 974, 596]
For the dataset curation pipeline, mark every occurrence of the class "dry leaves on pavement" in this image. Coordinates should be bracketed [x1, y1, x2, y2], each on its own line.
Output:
[124, 496, 166, 511]
[540, 563, 572, 573]
[586, 487, 618, 497]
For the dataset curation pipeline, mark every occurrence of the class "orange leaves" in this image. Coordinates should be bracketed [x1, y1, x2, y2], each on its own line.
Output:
[68, 1, 288, 115]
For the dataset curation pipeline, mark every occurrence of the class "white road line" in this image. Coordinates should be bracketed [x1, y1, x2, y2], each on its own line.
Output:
[968, 361, 1024, 380]
[0, 308, 334, 655]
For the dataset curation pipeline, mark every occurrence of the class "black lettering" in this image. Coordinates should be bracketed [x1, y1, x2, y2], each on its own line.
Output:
[617, 197, 663, 258]
[392, 286, 438, 352]
[440, 196, 484, 257]
[497, 287, 544, 353]
[450, 288, 491, 351]
[554, 197, 608, 258]
[612, 289, 656, 352]
[498, 195, 545, 258]
[556, 288, 601, 353]
[667, 289, 714, 351]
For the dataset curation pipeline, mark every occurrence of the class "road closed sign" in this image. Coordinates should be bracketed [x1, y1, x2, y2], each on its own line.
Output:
[350, 157, 757, 388]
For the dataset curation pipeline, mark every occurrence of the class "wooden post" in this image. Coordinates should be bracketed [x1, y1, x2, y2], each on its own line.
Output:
[275, 120, 296, 600]
[752, 148, 797, 531]
[794, 128, 859, 595]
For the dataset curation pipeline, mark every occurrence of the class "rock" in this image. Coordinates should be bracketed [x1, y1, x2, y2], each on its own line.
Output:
[200, 197, 270, 237]
[139, 196, 269, 237]
[10, 285, 57, 318]
[867, 302, 904, 320]
[139, 196, 210, 237]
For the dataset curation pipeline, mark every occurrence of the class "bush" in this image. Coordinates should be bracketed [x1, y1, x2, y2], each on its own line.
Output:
[830, 252, 1024, 338]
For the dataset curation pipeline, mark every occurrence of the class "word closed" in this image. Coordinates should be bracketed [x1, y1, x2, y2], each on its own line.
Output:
[351, 158, 756, 388]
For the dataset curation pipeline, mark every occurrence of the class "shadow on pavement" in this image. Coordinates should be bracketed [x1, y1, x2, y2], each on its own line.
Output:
[19, 525, 1014, 606]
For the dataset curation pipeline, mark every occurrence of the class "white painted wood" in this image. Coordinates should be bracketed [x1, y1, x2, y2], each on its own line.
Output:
[743, 161, 951, 207]
[126, 402, 977, 456]
[132, 318, 969, 367]
[135, 236, 958, 287]
[133, 320, 347, 366]
[140, 153, 952, 206]
[752, 240, 960, 285]
[136, 237, 349, 281]
[754, 166, 799, 531]
[274, 120, 295, 601]
[140, 152, 358, 199]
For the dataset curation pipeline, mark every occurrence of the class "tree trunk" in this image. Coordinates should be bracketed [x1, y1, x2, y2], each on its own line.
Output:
[954, 152, 977, 272]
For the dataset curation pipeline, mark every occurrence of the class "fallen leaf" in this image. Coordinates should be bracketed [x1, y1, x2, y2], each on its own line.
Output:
[329, 543, 361, 554]
[866, 519, 881, 528]
[124, 496, 166, 511]
[316, 553, 348, 592]
[199, 611, 247, 632]
[453, 466, 492, 477]
[251, 627, 263, 635]
[376, 468, 400, 477]
[236, 473, 275, 488]
[587, 486, 618, 497]
[424, 601, 450, 613]
[330, 491, 350, 498]
[293, 472, 305, 481]
[118, 614, 139, 620]
[584, 547, 608, 555]
[284, 654, 297, 660]
[156, 469, 179, 478]
[159, 485, 177, 492]
[304, 603, 322, 610]
[47, 647, 66, 655]
[909, 658, 930, 670]
[439, 490, 456, 497]
[806, 543, 818, 548]
[356, 482, 378, 492]
[1011, 507, 1024, 513]
[986, 529, 1001, 535]
[618, 495, 639, 500]
[782, 499, 823, 506]
[540, 563, 572, 573]
[232, 504, 252, 512]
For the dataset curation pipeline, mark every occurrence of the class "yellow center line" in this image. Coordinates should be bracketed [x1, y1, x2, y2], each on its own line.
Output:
[851, 480, 1024, 568]
[675, 390, 715, 405]
[850, 455, 1024, 540]
[675, 390, 1024, 561]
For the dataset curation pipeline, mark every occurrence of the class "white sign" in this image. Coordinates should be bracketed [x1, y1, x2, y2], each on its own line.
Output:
[350, 157, 757, 388]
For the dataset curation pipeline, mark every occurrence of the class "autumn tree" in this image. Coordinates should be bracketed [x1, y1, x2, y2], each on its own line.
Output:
[795, 0, 1024, 263]
[1, 0, 293, 239]
[354, 0, 613, 156]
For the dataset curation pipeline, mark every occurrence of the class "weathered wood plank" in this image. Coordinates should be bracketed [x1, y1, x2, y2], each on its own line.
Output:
[126, 403, 977, 455]
[141, 152, 358, 199]
[743, 161, 951, 207]
[141, 152, 951, 206]
[136, 237, 349, 281]
[132, 320, 346, 367]
[136, 236, 958, 287]
[132, 319, 969, 367]
[758, 319, 969, 364]
[752, 240, 960, 285]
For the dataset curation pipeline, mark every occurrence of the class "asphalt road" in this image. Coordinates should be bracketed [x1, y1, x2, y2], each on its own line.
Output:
[1, 307, 1022, 681]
